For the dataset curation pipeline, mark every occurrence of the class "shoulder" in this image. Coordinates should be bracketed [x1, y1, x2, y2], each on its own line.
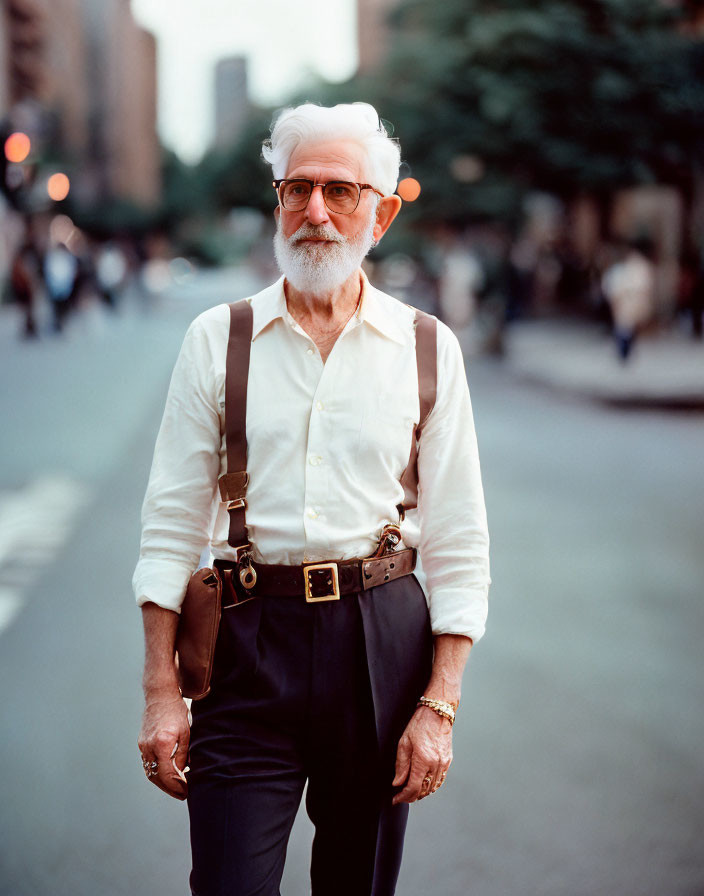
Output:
[186, 277, 280, 344]
[366, 282, 462, 369]
[189, 302, 231, 335]
[434, 317, 461, 356]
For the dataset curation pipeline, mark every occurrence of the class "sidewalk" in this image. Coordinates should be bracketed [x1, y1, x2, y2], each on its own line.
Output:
[502, 319, 704, 409]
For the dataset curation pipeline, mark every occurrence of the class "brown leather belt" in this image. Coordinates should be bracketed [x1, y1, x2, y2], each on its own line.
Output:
[214, 547, 416, 604]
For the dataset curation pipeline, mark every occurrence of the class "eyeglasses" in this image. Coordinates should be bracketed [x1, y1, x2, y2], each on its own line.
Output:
[273, 178, 385, 215]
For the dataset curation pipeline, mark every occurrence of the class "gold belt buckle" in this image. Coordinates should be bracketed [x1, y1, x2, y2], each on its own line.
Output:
[304, 562, 340, 602]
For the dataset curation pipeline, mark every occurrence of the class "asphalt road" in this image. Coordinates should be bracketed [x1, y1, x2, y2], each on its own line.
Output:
[1, 270, 703, 896]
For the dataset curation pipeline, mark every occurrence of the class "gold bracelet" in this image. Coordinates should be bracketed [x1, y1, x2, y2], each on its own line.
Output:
[418, 696, 456, 726]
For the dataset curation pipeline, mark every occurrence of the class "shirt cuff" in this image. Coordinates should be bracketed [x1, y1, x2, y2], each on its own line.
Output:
[133, 560, 193, 614]
[427, 586, 489, 643]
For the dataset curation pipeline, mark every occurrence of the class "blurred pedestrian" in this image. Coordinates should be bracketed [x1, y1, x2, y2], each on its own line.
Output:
[11, 241, 38, 339]
[96, 241, 128, 311]
[134, 102, 490, 895]
[601, 240, 655, 361]
[438, 239, 484, 355]
[42, 241, 78, 333]
[690, 251, 704, 341]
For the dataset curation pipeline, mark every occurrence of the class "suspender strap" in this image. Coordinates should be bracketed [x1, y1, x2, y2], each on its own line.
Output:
[220, 299, 253, 550]
[398, 309, 438, 517]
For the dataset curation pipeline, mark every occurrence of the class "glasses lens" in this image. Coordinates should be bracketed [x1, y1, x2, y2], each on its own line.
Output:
[323, 182, 360, 213]
[281, 180, 312, 210]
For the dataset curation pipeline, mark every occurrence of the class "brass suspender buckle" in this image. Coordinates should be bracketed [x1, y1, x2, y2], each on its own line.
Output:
[226, 498, 246, 511]
[303, 563, 340, 602]
[235, 544, 257, 590]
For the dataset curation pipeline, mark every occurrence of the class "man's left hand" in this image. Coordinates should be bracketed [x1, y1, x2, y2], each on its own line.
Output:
[391, 704, 453, 804]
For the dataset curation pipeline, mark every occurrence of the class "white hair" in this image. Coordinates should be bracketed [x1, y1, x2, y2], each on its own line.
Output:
[262, 102, 401, 197]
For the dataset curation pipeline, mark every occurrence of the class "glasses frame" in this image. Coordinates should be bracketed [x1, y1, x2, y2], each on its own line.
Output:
[273, 178, 385, 215]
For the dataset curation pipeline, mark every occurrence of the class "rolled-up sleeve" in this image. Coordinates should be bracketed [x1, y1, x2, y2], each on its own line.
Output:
[132, 316, 222, 613]
[417, 322, 491, 642]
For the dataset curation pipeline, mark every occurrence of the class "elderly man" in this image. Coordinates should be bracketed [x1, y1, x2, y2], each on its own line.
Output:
[135, 102, 490, 896]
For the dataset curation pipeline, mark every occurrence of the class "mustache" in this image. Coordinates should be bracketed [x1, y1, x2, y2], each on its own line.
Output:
[289, 224, 344, 245]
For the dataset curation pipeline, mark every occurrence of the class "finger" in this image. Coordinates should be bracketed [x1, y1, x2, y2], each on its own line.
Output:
[392, 757, 429, 805]
[139, 749, 158, 782]
[152, 774, 188, 800]
[140, 750, 180, 797]
[153, 742, 188, 800]
[428, 766, 446, 795]
[418, 768, 437, 800]
[392, 739, 412, 787]
[432, 767, 448, 793]
[150, 760, 188, 800]
[146, 734, 188, 800]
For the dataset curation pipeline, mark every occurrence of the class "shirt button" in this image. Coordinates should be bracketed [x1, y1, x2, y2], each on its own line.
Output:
[316, 400, 324, 411]
[306, 507, 318, 519]
[309, 454, 322, 466]
[307, 348, 314, 356]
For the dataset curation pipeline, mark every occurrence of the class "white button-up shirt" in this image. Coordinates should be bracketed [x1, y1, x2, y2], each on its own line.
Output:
[133, 273, 490, 641]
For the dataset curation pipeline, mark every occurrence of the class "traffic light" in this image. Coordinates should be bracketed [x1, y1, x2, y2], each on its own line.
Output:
[1, 126, 36, 210]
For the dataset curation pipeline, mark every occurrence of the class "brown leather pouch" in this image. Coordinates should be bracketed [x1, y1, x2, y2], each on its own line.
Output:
[175, 567, 222, 700]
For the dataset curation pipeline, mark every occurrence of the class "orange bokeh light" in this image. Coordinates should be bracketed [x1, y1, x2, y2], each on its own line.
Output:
[4, 132, 31, 164]
[47, 172, 70, 201]
[397, 177, 421, 202]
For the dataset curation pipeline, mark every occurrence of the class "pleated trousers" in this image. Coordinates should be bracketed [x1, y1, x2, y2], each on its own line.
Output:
[187, 573, 433, 896]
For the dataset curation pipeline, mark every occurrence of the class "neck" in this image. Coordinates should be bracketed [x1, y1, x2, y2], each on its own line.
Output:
[284, 270, 362, 323]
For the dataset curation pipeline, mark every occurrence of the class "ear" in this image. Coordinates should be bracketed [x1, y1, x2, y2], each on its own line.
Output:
[373, 195, 402, 244]
[274, 206, 280, 223]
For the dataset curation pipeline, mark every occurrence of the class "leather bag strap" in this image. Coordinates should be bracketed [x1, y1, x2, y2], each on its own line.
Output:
[223, 299, 253, 549]
[398, 309, 437, 517]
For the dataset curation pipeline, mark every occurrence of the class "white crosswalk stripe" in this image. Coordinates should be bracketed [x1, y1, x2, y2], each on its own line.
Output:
[0, 474, 91, 634]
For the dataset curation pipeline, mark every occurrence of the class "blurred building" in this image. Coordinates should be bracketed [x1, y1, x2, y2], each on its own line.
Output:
[98, 1, 159, 205]
[357, 0, 396, 74]
[0, 8, 9, 118]
[213, 55, 248, 151]
[1, 0, 159, 207]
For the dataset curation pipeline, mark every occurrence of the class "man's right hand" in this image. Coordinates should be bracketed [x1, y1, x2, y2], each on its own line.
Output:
[138, 689, 190, 800]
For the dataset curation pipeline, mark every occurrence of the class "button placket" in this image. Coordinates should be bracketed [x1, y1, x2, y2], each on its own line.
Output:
[302, 350, 338, 549]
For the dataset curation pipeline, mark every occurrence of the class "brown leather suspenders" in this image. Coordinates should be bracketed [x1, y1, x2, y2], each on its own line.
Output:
[215, 300, 257, 586]
[216, 300, 437, 572]
[398, 309, 437, 518]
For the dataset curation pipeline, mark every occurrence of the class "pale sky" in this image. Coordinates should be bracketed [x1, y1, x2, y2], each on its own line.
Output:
[132, 0, 358, 162]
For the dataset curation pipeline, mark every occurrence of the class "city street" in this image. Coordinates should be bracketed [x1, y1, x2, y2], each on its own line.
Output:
[1, 269, 703, 896]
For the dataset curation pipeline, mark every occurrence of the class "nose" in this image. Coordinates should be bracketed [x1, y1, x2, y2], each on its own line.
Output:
[305, 185, 330, 225]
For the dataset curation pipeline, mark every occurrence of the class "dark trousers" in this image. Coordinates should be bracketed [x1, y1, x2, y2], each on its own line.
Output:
[187, 574, 433, 896]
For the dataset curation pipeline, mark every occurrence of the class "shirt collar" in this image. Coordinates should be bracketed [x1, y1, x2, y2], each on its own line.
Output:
[251, 276, 288, 340]
[250, 271, 407, 346]
[356, 270, 408, 345]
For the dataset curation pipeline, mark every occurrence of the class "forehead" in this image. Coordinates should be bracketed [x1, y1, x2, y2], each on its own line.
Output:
[285, 140, 369, 182]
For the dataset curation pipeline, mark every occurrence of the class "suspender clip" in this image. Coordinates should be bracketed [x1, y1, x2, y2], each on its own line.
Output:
[368, 524, 403, 560]
[234, 543, 257, 590]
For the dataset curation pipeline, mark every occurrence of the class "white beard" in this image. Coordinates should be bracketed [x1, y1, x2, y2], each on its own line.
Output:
[273, 212, 376, 295]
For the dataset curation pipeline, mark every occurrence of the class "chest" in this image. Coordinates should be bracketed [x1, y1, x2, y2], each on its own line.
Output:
[218, 324, 420, 475]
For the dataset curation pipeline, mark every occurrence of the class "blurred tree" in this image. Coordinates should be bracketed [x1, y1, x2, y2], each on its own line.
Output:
[159, 148, 205, 224]
[197, 107, 277, 215]
[352, 0, 704, 227]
